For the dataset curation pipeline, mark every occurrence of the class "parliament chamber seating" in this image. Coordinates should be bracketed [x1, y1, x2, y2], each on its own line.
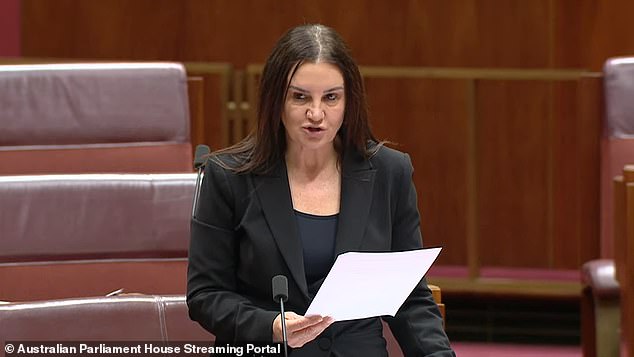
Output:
[0, 295, 212, 347]
[0, 291, 442, 357]
[0, 173, 196, 301]
[582, 57, 634, 356]
[0, 62, 193, 174]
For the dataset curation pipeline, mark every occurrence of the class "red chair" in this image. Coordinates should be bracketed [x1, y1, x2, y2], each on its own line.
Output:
[583, 56, 634, 357]
[0, 62, 193, 174]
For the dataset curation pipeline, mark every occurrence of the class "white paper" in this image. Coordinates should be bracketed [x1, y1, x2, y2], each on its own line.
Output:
[304, 247, 441, 322]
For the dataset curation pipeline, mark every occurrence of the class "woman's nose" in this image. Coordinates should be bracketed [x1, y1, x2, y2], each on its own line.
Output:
[306, 107, 325, 121]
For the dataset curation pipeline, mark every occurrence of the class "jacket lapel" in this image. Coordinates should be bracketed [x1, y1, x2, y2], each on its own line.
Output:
[253, 162, 310, 302]
[335, 150, 377, 255]
[252, 150, 377, 302]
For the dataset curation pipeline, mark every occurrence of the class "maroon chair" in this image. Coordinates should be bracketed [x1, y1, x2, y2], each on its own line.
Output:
[0, 173, 195, 301]
[0, 294, 212, 356]
[582, 56, 634, 357]
[0, 62, 192, 174]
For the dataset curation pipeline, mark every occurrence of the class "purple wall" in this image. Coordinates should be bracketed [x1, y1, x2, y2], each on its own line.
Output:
[0, 0, 20, 56]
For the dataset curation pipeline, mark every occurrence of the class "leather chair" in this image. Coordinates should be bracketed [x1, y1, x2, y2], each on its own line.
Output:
[0, 173, 195, 301]
[0, 62, 193, 174]
[582, 56, 634, 357]
[581, 260, 620, 357]
[0, 291, 443, 357]
[0, 295, 211, 345]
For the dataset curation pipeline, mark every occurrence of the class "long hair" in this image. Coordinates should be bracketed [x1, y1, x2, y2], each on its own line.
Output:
[215, 24, 379, 173]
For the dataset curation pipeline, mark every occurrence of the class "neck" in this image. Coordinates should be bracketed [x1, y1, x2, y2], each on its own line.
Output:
[285, 145, 339, 178]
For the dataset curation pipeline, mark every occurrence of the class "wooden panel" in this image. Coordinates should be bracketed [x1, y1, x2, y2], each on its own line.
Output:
[21, 0, 552, 68]
[613, 177, 626, 284]
[627, 180, 634, 355]
[474, 76, 599, 271]
[187, 77, 205, 149]
[615, 169, 634, 350]
[20, 0, 634, 71]
[21, 0, 186, 60]
[574, 76, 602, 265]
[551, 78, 601, 269]
[185, 63, 232, 149]
[364, 77, 471, 266]
[476, 80, 552, 268]
[0, 0, 20, 56]
[551, 81, 579, 269]
[554, 0, 634, 70]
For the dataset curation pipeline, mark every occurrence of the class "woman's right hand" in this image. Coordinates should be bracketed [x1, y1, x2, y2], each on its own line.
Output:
[272, 312, 334, 348]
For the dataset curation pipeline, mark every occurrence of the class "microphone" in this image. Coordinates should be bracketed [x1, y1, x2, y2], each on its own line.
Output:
[272, 275, 289, 357]
[193, 144, 210, 170]
[191, 144, 210, 219]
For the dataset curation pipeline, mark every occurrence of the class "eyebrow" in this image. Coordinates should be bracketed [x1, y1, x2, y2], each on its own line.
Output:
[288, 85, 344, 94]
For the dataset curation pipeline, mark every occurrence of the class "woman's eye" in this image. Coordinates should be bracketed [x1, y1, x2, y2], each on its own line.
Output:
[324, 93, 339, 102]
[292, 92, 308, 101]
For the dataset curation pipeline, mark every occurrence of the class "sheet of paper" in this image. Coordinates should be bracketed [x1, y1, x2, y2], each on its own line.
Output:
[304, 247, 442, 322]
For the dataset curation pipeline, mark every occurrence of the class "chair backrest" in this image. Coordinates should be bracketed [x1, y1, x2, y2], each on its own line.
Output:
[0, 62, 193, 174]
[0, 173, 195, 301]
[601, 57, 634, 258]
[0, 295, 211, 342]
[0, 292, 441, 357]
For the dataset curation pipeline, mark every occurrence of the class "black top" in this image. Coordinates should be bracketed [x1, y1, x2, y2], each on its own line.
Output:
[294, 209, 338, 292]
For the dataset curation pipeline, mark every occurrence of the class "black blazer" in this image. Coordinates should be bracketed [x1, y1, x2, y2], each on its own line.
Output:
[187, 145, 455, 356]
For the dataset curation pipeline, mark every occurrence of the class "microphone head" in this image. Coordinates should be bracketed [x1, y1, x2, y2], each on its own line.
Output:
[272, 275, 288, 303]
[193, 145, 211, 169]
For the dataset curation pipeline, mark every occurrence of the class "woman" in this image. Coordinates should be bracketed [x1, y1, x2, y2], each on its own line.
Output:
[187, 24, 455, 356]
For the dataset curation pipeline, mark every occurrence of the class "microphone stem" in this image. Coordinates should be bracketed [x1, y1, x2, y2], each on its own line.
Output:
[192, 166, 203, 218]
[279, 299, 288, 357]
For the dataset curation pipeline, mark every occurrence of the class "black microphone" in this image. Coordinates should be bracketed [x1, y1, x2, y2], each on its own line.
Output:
[191, 144, 210, 219]
[272, 275, 289, 357]
[193, 144, 210, 170]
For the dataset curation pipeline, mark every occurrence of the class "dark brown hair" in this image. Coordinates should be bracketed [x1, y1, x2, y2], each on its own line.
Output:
[214, 24, 379, 173]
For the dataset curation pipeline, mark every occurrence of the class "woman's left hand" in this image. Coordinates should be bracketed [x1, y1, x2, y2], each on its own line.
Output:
[272, 312, 334, 348]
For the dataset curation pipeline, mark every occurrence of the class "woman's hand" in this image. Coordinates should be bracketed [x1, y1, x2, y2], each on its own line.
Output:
[272, 312, 334, 348]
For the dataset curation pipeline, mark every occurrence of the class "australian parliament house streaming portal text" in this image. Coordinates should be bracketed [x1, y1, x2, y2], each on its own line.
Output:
[3, 342, 282, 356]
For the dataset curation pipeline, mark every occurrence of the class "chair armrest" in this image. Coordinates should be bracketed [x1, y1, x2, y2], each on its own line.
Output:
[581, 259, 620, 300]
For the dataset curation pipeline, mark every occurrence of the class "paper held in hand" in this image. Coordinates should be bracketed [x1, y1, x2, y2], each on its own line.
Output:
[304, 247, 442, 322]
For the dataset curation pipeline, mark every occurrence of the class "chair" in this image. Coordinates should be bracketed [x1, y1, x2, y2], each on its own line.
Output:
[612, 166, 634, 356]
[582, 56, 634, 357]
[383, 284, 445, 357]
[0, 173, 195, 301]
[0, 62, 193, 174]
[0, 294, 210, 342]
[581, 260, 620, 357]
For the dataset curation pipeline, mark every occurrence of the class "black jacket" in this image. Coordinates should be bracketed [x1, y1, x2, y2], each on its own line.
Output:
[187, 145, 455, 356]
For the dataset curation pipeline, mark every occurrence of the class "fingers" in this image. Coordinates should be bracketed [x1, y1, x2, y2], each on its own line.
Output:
[272, 314, 283, 342]
[286, 315, 335, 348]
[272, 312, 314, 342]
[285, 313, 323, 329]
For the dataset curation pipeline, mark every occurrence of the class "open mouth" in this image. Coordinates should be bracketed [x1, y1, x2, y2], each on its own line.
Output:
[305, 127, 323, 132]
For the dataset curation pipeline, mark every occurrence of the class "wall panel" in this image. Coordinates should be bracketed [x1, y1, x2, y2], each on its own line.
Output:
[0, 0, 20, 56]
[22, 0, 553, 68]
[554, 0, 634, 70]
[476, 81, 552, 268]
[364, 77, 471, 266]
